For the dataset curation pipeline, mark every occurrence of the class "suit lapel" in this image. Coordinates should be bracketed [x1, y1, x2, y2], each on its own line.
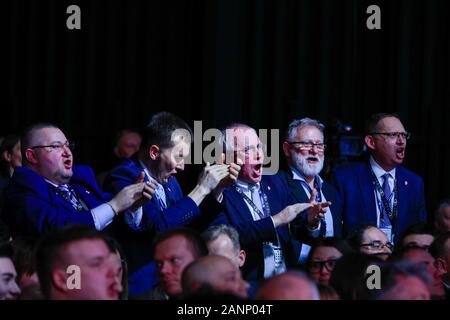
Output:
[395, 167, 408, 235]
[360, 163, 377, 224]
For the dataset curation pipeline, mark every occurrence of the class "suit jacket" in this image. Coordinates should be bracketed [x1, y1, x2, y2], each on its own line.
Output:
[330, 162, 427, 241]
[211, 175, 301, 281]
[277, 169, 343, 238]
[3, 165, 110, 238]
[102, 156, 201, 297]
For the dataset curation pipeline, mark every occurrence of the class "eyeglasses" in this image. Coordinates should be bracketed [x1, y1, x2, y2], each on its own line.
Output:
[29, 141, 75, 152]
[308, 259, 339, 272]
[287, 141, 326, 151]
[370, 132, 411, 140]
[360, 240, 394, 251]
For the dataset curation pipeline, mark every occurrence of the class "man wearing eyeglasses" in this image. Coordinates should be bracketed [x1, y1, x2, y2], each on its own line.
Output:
[3, 123, 155, 238]
[278, 118, 343, 263]
[331, 113, 427, 243]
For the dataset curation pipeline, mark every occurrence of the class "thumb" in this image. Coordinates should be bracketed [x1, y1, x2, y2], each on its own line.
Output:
[236, 157, 244, 166]
[134, 171, 145, 184]
[218, 153, 225, 165]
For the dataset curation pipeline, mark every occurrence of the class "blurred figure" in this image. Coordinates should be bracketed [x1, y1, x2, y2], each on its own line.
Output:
[0, 243, 21, 300]
[36, 225, 123, 300]
[11, 237, 43, 299]
[105, 236, 128, 300]
[306, 237, 354, 285]
[113, 129, 142, 160]
[348, 225, 393, 260]
[317, 283, 340, 300]
[181, 255, 249, 299]
[391, 246, 445, 300]
[399, 223, 435, 250]
[429, 232, 450, 298]
[151, 228, 208, 300]
[0, 134, 22, 179]
[256, 271, 320, 300]
[375, 261, 431, 300]
[329, 253, 383, 300]
[434, 200, 450, 234]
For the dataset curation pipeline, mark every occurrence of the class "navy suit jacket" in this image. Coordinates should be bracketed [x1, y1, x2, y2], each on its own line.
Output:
[103, 156, 201, 297]
[3, 165, 110, 238]
[277, 169, 343, 238]
[330, 162, 427, 241]
[212, 175, 302, 282]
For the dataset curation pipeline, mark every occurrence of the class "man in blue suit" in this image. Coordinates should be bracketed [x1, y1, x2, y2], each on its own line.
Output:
[212, 124, 327, 282]
[3, 123, 155, 238]
[278, 117, 343, 263]
[103, 112, 240, 298]
[331, 113, 427, 243]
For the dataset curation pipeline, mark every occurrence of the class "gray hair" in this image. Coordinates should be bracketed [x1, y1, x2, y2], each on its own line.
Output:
[220, 123, 256, 154]
[201, 224, 241, 253]
[285, 118, 325, 141]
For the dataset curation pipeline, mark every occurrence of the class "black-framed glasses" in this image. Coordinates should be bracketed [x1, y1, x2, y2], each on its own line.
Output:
[29, 141, 75, 152]
[360, 240, 394, 251]
[287, 141, 326, 151]
[308, 259, 339, 272]
[370, 132, 411, 140]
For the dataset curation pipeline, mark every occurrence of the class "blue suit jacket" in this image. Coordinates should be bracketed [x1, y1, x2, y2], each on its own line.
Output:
[330, 162, 427, 241]
[103, 156, 201, 297]
[277, 169, 343, 238]
[3, 165, 110, 238]
[212, 175, 301, 282]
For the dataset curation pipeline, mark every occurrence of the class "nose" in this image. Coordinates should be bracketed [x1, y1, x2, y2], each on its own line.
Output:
[158, 261, 172, 276]
[10, 281, 21, 299]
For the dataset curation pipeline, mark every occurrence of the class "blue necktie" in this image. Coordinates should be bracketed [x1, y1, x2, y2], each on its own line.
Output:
[380, 173, 393, 228]
[300, 178, 327, 233]
[56, 184, 83, 211]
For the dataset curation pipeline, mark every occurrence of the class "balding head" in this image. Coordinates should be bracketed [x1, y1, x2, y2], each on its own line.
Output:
[256, 271, 320, 300]
[182, 255, 248, 299]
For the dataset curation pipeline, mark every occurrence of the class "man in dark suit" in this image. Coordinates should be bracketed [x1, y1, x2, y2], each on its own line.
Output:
[330, 113, 427, 243]
[3, 123, 154, 238]
[212, 124, 328, 282]
[103, 112, 240, 298]
[277, 118, 342, 263]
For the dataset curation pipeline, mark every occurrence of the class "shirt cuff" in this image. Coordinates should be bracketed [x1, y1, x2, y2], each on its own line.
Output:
[91, 203, 115, 230]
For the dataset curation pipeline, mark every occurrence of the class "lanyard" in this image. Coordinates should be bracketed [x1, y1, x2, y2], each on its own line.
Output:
[370, 170, 398, 226]
[233, 184, 271, 220]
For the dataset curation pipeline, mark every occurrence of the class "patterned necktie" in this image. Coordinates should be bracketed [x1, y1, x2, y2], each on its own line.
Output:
[155, 183, 167, 209]
[56, 184, 83, 211]
[380, 173, 393, 227]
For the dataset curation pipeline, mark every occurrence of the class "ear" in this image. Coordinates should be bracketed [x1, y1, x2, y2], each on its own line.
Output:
[238, 249, 246, 268]
[282, 141, 291, 158]
[25, 148, 38, 164]
[148, 145, 160, 161]
[364, 135, 376, 151]
[52, 269, 70, 293]
[2, 150, 11, 162]
[435, 257, 448, 274]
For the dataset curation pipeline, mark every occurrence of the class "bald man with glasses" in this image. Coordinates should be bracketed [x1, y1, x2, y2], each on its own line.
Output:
[331, 113, 427, 244]
[3, 123, 156, 238]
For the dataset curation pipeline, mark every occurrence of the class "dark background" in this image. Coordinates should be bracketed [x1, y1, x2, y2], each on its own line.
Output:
[3, 0, 450, 221]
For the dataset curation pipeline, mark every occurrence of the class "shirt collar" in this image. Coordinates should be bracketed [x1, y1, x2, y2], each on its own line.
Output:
[288, 164, 323, 187]
[45, 179, 65, 188]
[235, 179, 260, 192]
[369, 156, 396, 180]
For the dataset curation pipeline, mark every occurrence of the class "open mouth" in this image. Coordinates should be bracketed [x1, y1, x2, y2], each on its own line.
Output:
[306, 156, 319, 164]
[253, 163, 263, 175]
[395, 147, 405, 160]
[63, 159, 72, 169]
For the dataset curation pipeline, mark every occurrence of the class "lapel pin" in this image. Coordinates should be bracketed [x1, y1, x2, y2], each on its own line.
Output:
[86, 190, 90, 194]
[167, 187, 171, 192]
[267, 186, 271, 191]
[405, 181, 408, 186]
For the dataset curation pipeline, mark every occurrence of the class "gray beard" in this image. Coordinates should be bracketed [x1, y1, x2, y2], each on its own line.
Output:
[292, 152, 324, 178]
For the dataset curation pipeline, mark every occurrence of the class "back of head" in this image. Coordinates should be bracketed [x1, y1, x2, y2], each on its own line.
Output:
[0, 134, 21, 176]
[256, 271, 320, 300]
[428, 232, 450, 259]
[434, 199, 450, 233]
[36, 225, 106, 299]
[399, 223, 435, 249]
[141, 112, 192, 152]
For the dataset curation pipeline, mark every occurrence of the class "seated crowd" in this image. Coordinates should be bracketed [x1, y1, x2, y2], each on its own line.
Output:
[0, 112, 449, 300]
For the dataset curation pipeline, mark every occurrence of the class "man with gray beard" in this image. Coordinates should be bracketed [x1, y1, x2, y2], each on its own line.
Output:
[278, 118, 342, 263]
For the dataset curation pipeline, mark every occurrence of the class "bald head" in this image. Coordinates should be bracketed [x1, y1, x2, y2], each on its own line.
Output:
[256, 271, 320, 300]
[182, 255, 248, 299]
